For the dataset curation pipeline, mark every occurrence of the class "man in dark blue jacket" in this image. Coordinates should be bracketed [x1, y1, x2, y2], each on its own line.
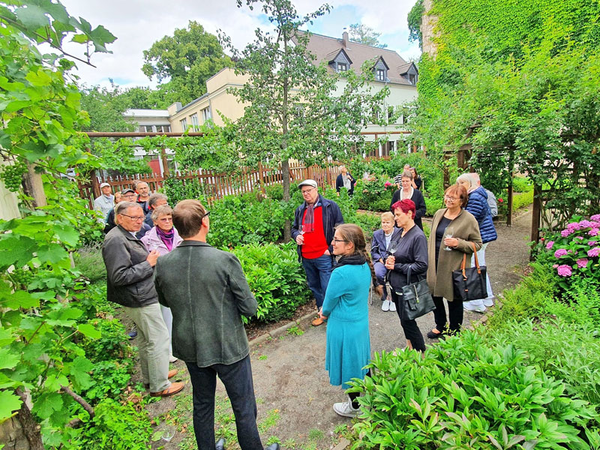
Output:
[291, 180, 344, 326]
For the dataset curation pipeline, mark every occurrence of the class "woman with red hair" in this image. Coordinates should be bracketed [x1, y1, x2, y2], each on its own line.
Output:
[385, 199, 428, 351]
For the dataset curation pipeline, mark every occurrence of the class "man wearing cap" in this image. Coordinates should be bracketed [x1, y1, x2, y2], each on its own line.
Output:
[291, 180, 344, 326]
[94, 182, 114, 223]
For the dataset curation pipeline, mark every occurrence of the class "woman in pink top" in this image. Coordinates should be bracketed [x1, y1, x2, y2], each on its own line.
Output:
[141, 204, 183, 362]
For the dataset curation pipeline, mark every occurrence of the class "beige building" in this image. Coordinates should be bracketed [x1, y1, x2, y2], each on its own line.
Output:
[125, 31, 418, 157]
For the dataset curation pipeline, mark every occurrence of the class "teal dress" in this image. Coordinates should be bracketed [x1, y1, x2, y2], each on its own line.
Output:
[322, 262, 371, 389]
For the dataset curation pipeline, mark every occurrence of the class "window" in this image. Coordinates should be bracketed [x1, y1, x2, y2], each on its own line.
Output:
[376, 69, 385, 81]
[144, 125, 154, 132]
[337, 62, 348, 73]
[201, 107, 212, 123]
[409, 73, 417, 85]
[190, 113, 199, 130]
[180, 118, 187, 130]
[157, 125, 171, 132]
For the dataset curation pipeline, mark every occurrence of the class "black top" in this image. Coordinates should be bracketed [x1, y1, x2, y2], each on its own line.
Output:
[387, 225, 428, 290]
[435, 216, 453, 268]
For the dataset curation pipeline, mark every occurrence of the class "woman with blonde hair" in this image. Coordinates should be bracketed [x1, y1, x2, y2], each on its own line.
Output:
[426, 184, 482, 338]
[319, 224, 373, 418]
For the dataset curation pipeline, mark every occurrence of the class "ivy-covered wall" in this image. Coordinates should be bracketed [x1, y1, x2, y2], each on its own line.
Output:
[410, 0, 600, 227]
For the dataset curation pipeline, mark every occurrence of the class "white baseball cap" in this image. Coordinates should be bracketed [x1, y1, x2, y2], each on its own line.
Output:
[298, 179, 317, 189]
[100, 182, 110, 188]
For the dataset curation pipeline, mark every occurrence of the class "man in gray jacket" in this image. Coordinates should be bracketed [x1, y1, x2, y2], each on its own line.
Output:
[154, 200, 279, 450]
[102, 201, 184, 398]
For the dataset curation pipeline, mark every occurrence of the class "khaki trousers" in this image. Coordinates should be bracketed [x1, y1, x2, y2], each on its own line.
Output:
[124, 302, 171, 393]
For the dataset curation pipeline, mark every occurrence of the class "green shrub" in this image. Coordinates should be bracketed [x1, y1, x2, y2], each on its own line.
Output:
[353, 178, 395, 211]
[67, 398, 153, 449]
[74, 243, 106, 283]
[233, 242, 311, 323]
[350, 331, 599, 449]
[512, 176, 534, 193]
[486, 318, 600, 406]
[161, 176, 208, 205]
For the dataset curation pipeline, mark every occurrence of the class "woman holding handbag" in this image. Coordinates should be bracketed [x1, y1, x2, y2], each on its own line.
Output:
[385, 199, 429, 352]
[426, 184, 482, 339]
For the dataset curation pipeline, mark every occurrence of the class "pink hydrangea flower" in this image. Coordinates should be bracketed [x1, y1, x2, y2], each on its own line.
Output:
[575, 236, 584, 240]
[589, 241, 598, 246]
[545, 241, 554, 250]
[576, 258, 589, 268]
[554, 249, 568, 258]
[552, 264, 558, 269]
[561, 229, 573, 237]
[590, 214, 600, 222]
[589, 228, 599, 237]
[579, 220, 593, 228]
[557, 265, 572, 277]
[567, 222, 582, 231]
[588, 247, 600, 258]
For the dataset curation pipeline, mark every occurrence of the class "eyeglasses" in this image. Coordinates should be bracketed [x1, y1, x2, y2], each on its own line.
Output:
[444, 195, 459, 202]
[301, 189, 316, 195]
[203, 211, 211, 218]
[158, 217, 173, 222]
[332, 238, 348, 243]
[120, 214, 145, 221]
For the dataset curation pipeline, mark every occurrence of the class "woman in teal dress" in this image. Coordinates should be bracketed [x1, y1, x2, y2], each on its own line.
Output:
[319, 224, 374, 418]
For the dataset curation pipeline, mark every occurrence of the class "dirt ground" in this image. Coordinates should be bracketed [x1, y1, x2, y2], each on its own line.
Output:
[148, 208, 534, 449]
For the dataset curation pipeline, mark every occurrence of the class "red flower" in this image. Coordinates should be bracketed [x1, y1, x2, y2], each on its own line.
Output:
[498, 198, 504, 203]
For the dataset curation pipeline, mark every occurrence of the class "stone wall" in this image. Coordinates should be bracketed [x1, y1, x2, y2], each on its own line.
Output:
[0, 417, 30, 450]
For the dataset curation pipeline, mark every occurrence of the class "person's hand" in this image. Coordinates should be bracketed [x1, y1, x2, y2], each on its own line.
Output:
[385, 255, 395, 270]
[296, 234, 304, 245]
[146, 250, 160, 267]
[324, 249, 330, 256]
[318, 308, 327, 320]
[444, 237, 458, 248]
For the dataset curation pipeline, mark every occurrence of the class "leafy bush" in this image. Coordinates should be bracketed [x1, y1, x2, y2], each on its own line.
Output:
[512, 176, 534, 193]
[350, 332, 599, 449]
[233, 242, 311, 323]
[353, 178, 395, 211]
[486, 318, 600, 406]
[67, 398, 153, 450]
[74, 243, 106, 283]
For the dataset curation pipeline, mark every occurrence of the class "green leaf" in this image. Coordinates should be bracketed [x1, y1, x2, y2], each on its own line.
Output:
[52, 224, 80, 247]
[0, 290, 40, 309]
[14, 4, 50, 30]
[25, 70, 53, 87]
[36, 244, 69, 264]
[0, 390, 22, 421]
[77, 323, 101, 340]
[32, 392, 63, 420]
[0, 235, 37, 269]
[69, 356, 94, 389]
[0, 348, 20, 370]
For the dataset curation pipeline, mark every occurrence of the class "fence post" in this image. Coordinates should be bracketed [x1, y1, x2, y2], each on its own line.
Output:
[258, 161, 266, 194]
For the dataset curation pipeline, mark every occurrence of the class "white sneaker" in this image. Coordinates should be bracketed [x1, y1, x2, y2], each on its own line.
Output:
[463, 302, 486, 313]
[169, 355, 178, 363]
[333, 400, 360, 418]
[381, 300, 391, 312]
[389, 301, 397, 312]
[483, 297, 495, 307]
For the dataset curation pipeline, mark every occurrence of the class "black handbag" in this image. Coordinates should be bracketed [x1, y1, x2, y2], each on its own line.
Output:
[398, 267, 435, 321]
[452, 243, 488, 301]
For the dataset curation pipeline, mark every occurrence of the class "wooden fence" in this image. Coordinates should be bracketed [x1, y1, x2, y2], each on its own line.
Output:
[79, 161, 349, 209]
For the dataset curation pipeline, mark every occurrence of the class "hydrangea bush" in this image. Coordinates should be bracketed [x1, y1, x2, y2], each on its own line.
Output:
[538, 214, 600, 291]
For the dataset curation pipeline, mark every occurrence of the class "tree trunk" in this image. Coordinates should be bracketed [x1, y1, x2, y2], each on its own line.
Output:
[22, 163, 47, 208]
[16, 389, 44, 450]
[282, 158, 291, 242]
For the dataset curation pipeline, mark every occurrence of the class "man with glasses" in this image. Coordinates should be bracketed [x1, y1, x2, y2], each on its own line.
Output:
[102, 201, 184, 398]
[292, 179, 344, 326]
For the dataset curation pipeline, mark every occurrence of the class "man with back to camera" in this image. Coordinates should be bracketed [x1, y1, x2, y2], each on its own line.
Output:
[291, 179, 344, 326]
[153, 199, 280, 450]
[102, 201, 184, 398]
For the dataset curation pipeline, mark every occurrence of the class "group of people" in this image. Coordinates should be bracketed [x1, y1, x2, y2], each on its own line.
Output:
[293, 168, 497, 417]
[96, 166, 497, 448]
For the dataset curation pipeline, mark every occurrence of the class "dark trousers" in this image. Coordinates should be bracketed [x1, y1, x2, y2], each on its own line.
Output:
[432, 296, 463, 333]
[391, 291, 426, 352]
[302, 253, 333, 309]
[185, 355, 263, 450]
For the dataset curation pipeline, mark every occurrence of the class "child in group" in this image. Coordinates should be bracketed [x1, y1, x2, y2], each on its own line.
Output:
[371, 212, 401, 312]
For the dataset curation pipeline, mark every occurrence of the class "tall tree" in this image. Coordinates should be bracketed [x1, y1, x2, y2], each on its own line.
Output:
[349, 23, 388, 48]
[79, 83, 136, 132]
[142, 21, 233, 105]
[222, 0, 388, 241]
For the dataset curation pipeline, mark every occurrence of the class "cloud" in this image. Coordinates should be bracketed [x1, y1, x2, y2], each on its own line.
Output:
[59, 0, 420, 88]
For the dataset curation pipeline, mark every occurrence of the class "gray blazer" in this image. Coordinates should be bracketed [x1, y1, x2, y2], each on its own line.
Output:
[102, 225, 158, 308]
[154, 241, 258, 367]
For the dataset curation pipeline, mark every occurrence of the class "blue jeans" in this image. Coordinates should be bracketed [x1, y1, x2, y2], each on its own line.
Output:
[302, 253, 333, 309]
[374, 261, 388, 299]
[186, 355, 263, 450]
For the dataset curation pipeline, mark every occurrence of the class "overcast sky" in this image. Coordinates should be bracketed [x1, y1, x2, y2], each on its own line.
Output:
[59, 0, 420, 89]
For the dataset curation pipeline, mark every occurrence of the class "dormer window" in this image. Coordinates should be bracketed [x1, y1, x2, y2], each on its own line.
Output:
[373, 57, 389, 82]
[409, 73, 416, 85]
[376, 69, 385, 81]
[337, 62, 348, 72]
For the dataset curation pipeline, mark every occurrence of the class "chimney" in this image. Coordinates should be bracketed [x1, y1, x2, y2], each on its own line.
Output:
[342, 29, 348, 47]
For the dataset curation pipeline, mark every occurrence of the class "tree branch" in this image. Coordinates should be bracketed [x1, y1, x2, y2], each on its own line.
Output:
[60, 385, 95, 418]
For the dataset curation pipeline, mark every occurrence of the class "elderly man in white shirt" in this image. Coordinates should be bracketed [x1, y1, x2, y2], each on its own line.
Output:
[94, 182, 114, 223]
